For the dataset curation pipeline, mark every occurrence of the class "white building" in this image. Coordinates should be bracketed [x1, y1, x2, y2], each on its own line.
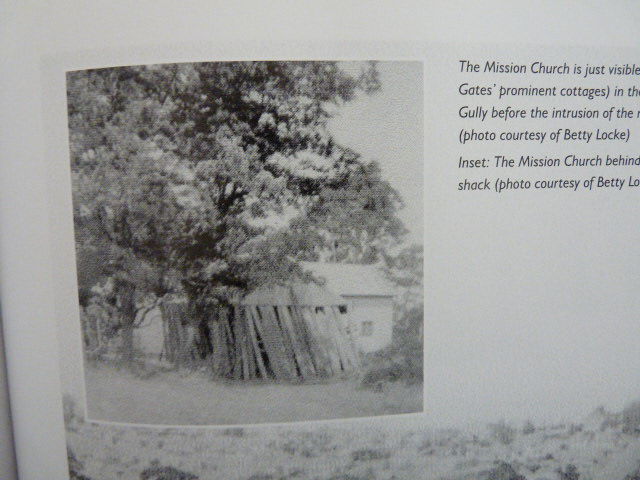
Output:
[302, 262, 396, 353]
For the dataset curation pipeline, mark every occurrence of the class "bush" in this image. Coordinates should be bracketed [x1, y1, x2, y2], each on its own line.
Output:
[68, 448, 93, 480]
[360, 304, 423, 389]
[140, 464, 198, 480]
[490, 422, 516, 445]
[557, 464, 580, 480]
[351, 448, 392, 461]
[360, 359, 421, 387]
[279, 432, 334, 458]
[622, 400, 640, 434]
[63, 395, 77, 425]
[624, 466, 640, 480]
[522, 420, 535, 435]
[485, 462, 527, 480]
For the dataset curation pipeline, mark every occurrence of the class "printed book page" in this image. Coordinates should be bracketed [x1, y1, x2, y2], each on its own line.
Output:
[1, 3, 640, 480]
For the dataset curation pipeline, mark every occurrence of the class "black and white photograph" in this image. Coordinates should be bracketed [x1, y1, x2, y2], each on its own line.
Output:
[4, 6, 640, 477]
[67, 61, 424, 425]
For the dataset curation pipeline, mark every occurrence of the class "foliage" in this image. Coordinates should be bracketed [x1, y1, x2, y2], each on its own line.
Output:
[291, 161, 406, 263]
[68, 62, 390, 287]
[140, 462, 199, 480]
[67, 61, 406, 367]
[485, 462, 527, 480]
[360, 304, 423, 388]
[382, 243, 423, 315]
[68, 61, 387, 298]
[278, 431, 334, 458]
[557, 464, 580, 480]
[63, 394, 78, 425]
[625, 466, 640, 480]
[522, 420, 535, 435]
[621, 400, 640, 434]
[489, 421, 516, 446]
[393, 302, 423, 347]
[350, 448, 391, 461]
[68, 447, 93, 480]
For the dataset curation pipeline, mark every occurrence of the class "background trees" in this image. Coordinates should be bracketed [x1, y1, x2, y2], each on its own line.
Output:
[67, 61, 419, 368]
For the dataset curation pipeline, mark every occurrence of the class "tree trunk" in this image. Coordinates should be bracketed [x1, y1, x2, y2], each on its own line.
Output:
[120, 320, 135, 367]
[115, 278, 137, 370]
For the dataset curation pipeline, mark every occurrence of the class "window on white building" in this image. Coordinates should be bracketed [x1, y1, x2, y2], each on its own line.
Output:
[361, 321, 374, 336]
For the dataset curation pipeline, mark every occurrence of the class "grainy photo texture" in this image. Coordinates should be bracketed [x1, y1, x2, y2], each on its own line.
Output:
[60, 55, 640, 480]
[67, 61, 424, 426]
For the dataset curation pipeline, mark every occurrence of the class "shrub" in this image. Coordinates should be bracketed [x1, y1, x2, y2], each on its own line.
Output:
[485, 462, 527, 480]
[624, 466, 640, 480]
[63, 395, 77, 425]
[490, 422, 516, 445]
[361, 360, 419, 387]
[522, 420, 535, 435]
[360, 304, 423, 389]
[568, 423, 583, 435]
[221, 427, 245, 437]
[68, 448, 93, 480]
[351, 448, 392, 462]
[279, 432, 334, 458]
[622, 400, 640, 435]
[140, 463, 198, 480]
[328, 475, 370, 480]
[557, 464, 580, 480]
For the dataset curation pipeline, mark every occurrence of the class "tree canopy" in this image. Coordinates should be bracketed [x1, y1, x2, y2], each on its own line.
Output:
[67, 61, 412, 365]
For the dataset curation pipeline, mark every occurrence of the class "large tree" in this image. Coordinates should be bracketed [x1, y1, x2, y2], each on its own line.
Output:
[67, 61, 406, 367]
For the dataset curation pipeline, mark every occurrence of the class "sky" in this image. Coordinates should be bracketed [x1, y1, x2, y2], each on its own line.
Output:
[328, 62, 423, 247]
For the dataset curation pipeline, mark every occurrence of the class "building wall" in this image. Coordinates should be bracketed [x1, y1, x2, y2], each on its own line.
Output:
[345, 296, 394, 353]
[134, 307, 164, 357]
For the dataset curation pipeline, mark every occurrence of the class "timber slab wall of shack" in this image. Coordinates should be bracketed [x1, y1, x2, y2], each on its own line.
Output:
[235, 283, 360, 381]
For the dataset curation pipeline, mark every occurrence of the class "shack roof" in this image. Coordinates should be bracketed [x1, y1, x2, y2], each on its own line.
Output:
[241, 282, 345, 306]
[301, 262, 395, 298]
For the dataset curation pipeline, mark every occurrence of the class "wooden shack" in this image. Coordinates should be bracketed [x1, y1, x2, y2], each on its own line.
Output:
[237, 283, 360, 381]
[140, 283, 360, 381]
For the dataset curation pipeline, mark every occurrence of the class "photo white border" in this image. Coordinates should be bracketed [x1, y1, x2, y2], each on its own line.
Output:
[42, 43, 427, 430]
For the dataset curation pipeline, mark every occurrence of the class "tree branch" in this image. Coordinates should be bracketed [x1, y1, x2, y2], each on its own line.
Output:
[134, 297, 163, 328]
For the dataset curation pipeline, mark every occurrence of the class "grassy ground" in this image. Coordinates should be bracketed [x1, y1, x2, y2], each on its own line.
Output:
[66, 402, 640, 480]
[67, 415, 428, 480]
[73, 364, 640, 479]
[84, 363, 423, 425]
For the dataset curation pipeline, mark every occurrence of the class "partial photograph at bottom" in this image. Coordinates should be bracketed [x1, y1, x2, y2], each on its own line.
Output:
[63, 393, 640, 480]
